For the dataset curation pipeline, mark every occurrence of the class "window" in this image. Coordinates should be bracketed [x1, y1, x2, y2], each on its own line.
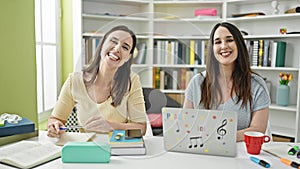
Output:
[35, 0, 61, 114]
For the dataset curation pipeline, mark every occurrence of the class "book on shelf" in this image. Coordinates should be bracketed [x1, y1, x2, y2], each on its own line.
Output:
[256, 39, 271, 67]
[0, 140, 61, 169]
[172, 70, 178, 90]
[154, 40, 208, 66]
[160, 70, 165, 90]
[252, 40, 259, 66]
[201, 40, 209, 65]
[177, 42, 183, 64]
[180, 68, 187, 90]
[82, 37, 101, 65]
[173, 41, 179, 65]
[245, 40, 253, 66]
[189, 40, 195, 65]
[152, 68, 195, 90]
[194, 39, 202, 65]
[153, 67, 160, 89]
[275, 41, 287, 67]
[270, 40, 277, 67]
[185, 70, 193, 88]
[257, 39, 264, 67]
[133, 42, 147, 64]
[263, 40, 270, 67]
[185, 42, 190, 64]
[163, 41, 168, 64]
[167, 41, 172, 64]
[165, 72, 173, 90]
[245, 39, 287, 68]
[270, 40, 286, 67]
[109, 130, 146, 155]
[155, 40, 162, 64]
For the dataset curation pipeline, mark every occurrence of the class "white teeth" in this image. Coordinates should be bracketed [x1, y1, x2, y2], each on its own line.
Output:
[221, 52, 230, 56]
[108, 53, 119, 60]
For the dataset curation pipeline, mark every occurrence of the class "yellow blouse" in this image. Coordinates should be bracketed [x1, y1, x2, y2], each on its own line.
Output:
[51, 71, 147, 125]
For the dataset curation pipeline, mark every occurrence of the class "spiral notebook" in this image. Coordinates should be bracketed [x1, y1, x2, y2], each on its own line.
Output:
[162, 107, 237, 157]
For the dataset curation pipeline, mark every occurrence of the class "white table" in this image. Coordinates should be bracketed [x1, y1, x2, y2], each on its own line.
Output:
[0, 131, 293, 169]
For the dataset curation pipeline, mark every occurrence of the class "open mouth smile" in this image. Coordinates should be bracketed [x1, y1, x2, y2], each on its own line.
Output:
[220, 51, 231, 58]
[107, 53, 120, 61]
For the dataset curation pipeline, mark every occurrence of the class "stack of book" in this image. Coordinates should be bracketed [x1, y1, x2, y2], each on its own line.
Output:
[109, 130, 146, 156]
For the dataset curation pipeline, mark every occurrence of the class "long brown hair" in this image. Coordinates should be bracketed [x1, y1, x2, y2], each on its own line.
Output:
[82, 25, 137, 106]
[201, 22, 253, 110]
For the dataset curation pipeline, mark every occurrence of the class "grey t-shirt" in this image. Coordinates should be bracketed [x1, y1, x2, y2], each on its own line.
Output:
[185, 73, 271, 130]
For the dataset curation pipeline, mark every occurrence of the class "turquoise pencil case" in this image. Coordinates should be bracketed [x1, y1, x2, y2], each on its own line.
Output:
[62, 142, 111, 163]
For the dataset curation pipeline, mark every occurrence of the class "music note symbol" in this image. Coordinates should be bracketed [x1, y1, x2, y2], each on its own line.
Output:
[188, 136, 204, 148]
[217, 119, 227, 140]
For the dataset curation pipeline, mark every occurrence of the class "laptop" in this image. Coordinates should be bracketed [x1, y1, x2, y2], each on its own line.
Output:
[162, 107, 237, 157]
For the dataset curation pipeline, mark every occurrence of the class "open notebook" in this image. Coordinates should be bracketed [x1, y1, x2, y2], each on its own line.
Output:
[0, 132, 95, 168]
[162, 107, 237, 157]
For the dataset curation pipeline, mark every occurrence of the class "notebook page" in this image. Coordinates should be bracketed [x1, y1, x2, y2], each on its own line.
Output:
[55, 132, 96, 146]
[0, 141, 40, 160]
[0, 141, 61, 169]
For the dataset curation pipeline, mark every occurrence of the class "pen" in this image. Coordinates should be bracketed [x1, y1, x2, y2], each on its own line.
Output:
[280, 157, 300, 168]
[250, 156, 270, 168]
[59, 127, 68, 130]
[59, 125, 83, 130]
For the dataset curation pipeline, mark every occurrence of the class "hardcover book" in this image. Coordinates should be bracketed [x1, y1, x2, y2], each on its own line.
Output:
[0, 117, 35, 137]
[111, 145, 146, 156]
[275, 41, 287, 67]
[133, 42, 147, 64]
[109, 130, 146, 155]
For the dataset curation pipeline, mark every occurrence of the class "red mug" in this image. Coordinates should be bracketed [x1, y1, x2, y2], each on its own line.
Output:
[244, 131, 270, 155]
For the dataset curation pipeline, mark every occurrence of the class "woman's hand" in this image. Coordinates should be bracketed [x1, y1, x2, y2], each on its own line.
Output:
[47, 115, 66, 138]
[83, 115, 113, 133]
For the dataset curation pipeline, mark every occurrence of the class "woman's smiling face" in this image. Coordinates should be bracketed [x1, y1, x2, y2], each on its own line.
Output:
[213, 26, 238, 66]
[101, 30, 133, 68]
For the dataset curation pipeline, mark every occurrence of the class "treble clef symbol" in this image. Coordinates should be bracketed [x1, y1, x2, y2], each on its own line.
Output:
[217, 119, 227, 140]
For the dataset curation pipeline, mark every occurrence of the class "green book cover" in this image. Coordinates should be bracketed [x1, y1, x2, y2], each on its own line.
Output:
[275, 41, 286, 67]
